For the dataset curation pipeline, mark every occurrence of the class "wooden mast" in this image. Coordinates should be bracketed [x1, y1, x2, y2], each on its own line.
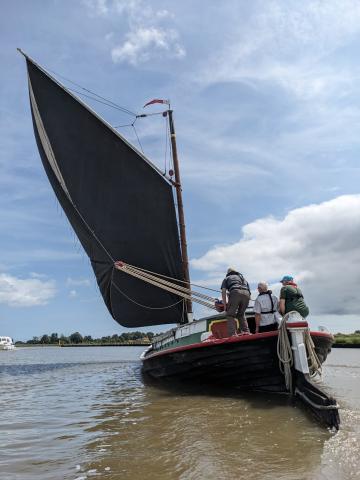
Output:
[168, 109, 193, 321]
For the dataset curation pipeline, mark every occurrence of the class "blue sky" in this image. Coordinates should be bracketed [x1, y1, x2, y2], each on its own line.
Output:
[1, 0, 360, 340]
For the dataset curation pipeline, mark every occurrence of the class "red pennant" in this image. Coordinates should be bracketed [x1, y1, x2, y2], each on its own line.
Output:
[143, 98, 170, 108]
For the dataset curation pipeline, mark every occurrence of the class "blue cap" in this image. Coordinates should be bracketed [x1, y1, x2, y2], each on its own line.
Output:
[280, 275, 293, 282]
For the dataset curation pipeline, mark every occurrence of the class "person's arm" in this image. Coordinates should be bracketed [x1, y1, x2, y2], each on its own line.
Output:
[254, 299, 261, 333]
[279, 287, 286, 315]
[273, 296, 282, 323]
[279, 298, 285, 315]
[255, 313, 261, 333]
[221, 288, 227, 311]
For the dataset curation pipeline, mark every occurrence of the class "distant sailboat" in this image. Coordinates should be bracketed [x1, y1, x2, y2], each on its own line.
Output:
[19, 49, 339, 429]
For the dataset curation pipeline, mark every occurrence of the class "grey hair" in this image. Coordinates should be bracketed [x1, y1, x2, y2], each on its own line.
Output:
[257, 281, 268, 292]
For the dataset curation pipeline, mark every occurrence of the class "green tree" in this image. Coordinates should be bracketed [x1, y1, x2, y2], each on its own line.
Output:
[50, 333, 59, 344]
[132, 331, 143, 340]
[69, 332, 83, 344]
[60, 334, 69, 344]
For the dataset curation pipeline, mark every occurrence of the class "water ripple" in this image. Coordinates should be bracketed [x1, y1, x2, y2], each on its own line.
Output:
[1, 346, 359, 480]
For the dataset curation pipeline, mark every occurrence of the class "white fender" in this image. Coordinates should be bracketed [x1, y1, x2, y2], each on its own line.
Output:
[285, 311, 310, 375]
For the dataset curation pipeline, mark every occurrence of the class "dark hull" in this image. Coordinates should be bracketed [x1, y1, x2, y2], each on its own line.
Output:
[142, 331, 333, 393]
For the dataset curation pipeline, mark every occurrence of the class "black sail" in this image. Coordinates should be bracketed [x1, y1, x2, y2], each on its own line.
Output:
[25, 57, 186, 327]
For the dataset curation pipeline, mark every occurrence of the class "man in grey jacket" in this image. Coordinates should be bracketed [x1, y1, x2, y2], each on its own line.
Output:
[221, 267, 251, 336]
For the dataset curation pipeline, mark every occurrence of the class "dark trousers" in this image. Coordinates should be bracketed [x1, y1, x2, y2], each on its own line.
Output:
[226, 289, 250, 336]
[258, 323, 278, 333]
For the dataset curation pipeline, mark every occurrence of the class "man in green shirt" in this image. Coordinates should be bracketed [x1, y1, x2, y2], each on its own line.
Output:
[279, 275, 309, 318]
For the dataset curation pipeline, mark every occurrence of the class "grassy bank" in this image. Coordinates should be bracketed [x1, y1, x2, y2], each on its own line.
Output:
[333, 331, 360, 347]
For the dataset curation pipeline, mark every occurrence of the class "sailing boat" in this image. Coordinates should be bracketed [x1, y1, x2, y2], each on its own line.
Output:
[19, 50, 339, 429]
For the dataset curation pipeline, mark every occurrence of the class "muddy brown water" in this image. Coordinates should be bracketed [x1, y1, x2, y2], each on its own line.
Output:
[0, 346, 359, 480]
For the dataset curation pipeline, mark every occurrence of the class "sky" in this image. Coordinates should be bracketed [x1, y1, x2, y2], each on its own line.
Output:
[1, 0, 360, 340]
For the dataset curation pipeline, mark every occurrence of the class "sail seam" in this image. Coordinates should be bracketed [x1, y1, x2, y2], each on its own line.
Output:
[28, 76, 72, 200]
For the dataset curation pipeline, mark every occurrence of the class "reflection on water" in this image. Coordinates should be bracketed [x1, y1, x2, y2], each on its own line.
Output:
[85, 382, 328, 480]
[0, 347, 359, 480]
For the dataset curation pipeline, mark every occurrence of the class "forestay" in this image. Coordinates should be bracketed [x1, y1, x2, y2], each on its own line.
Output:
[25, 56, 186, 327]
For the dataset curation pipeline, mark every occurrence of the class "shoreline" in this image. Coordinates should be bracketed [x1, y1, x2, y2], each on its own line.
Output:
[332, 343, 360, 348]
[15, 342, 360, 348]
[15, 343, 150, 348]
[60, 343, 150, 347]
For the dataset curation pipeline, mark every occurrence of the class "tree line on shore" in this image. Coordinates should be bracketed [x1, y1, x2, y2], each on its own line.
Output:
[15, 330, 360, 346]
[334, 331, 360, 344]
[16, 331, 156, 345]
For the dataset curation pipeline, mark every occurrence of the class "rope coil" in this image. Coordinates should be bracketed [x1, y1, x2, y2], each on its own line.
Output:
[277, 312, 322, 393]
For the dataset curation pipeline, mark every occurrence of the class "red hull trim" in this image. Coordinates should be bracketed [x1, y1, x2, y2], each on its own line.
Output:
[143, 330, 333, 360]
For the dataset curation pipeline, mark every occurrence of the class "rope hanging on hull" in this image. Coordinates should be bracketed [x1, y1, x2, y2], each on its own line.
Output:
[277, 312, 323, 393]
[304, 329, 322, 377]
[277, 314, 294, 392]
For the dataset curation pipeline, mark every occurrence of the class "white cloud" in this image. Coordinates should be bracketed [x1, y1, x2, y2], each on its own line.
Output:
[0, 248, 81, 266]
[69, 289, 78, 298]
[0, 273, 56, 307]
[192, 195, 360, 317]
[29, 272, 48, 279]
[82, 0, 109, 16]
[197, 1, 360, 100]
[82, 0, 185, 65]
[66, 277, 91, 287]
[112, 27, 185, 65]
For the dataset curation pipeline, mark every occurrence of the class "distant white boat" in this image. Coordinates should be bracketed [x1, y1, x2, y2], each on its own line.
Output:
[0, 336, 16, 350]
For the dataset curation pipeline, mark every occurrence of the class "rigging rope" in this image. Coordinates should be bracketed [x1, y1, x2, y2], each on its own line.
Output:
[113, 122, 134, 129]
[111, 269, 185, 310]
[48, 69, 136, 116]
[121, 261, 221, 293]
[125, 264, 216, 302]
[68, 88, 136, 115]
[132, 123, 144, 153]
[114, 261, 218, 310]
[164, 112, 169, 174]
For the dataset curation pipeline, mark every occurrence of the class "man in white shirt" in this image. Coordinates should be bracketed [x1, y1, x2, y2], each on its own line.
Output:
[254, 282, 281, 334]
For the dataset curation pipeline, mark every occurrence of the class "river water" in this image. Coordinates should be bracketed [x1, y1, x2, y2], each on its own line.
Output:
[0, 347, 359, 480]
